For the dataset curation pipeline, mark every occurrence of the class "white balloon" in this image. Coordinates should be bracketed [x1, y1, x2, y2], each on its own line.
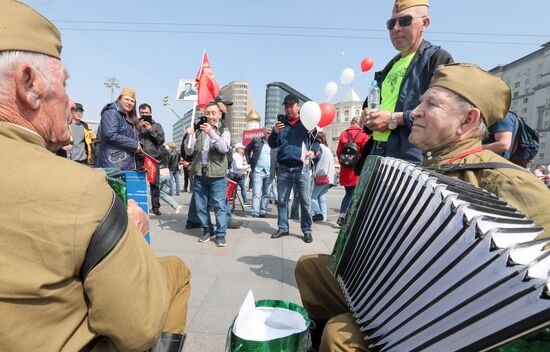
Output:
[324, 81, 338, 100]
[340, 68, 355, 86]
[300, 101, 321, 131]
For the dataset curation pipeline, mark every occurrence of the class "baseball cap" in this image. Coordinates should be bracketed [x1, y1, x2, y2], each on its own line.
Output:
[73, 103, 84, 111]
[282, 94, 300, 106]
[214, 94, 233, 106]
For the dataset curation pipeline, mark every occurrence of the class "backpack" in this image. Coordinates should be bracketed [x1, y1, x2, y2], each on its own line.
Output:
[339, 130, 361, 168]
[510, 113, 539, 167]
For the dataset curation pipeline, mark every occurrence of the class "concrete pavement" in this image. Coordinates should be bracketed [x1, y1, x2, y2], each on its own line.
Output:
[149, 186, 344, 351]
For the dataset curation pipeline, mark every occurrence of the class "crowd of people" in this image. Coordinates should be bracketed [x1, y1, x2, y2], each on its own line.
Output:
[3, 0, 550, 351]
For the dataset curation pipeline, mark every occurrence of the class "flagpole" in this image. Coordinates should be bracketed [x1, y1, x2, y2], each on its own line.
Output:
[188, 100, 197, 149]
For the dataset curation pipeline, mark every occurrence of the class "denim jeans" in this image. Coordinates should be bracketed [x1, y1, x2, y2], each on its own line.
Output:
[193, 174, 227, 237]
[187, 193, 201, 224]
[340, 186, 356, 216]
[251, 169, 271, 216]
[311, 183, 331, 220]
[276, 165, 312, 234]
[269, 179, 278, 201]
[159, 174, 178, 209]
[169, 170, 180, 195]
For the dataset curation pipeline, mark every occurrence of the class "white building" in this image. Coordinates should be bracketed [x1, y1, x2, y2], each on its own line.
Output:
[220, 81, 255, 144]
[490, 41, 550, 167]
[323, 88, 364, 152]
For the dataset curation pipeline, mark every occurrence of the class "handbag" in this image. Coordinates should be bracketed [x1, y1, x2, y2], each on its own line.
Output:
[314, 174, 329, 185]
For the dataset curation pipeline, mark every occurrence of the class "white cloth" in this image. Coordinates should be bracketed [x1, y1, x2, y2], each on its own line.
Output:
[313, 144, 336, 185]
[231, 152, 249, 175]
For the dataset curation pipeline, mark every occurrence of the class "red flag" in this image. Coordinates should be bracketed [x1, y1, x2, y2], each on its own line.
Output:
[143, 154, 158, 183]
[195, 51, 220, 111]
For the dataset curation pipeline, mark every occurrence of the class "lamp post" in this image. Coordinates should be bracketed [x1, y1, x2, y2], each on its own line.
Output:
[104, 77, 120, 102]
[162, 96, 182, 119]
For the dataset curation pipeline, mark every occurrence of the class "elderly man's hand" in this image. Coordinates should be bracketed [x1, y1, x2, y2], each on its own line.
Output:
[127, 199, 149, 236]
[200, 123, 212, 135]
[364, 110, 390, 132]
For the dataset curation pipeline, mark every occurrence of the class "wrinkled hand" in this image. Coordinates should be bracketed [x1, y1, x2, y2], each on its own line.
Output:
[127, 199, 149, 237]
[305, 150, 314, 158]
[186, 126, 194, 135]
[200, 123, 212, 134]
[61, 144, 73, 152]
[273, 122, 285, 134]
[364, 109, 390, 132]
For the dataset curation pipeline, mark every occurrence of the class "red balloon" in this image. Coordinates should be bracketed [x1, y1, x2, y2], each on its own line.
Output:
[361, 57, 374, 72]
[318, 102, 336, 128]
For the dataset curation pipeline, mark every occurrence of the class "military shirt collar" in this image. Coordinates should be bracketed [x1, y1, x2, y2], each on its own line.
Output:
[0, 122, 46, 148]
[422, 138, 482, 167]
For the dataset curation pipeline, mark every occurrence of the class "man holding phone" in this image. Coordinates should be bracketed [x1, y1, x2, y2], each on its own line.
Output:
[138, 103, 165, 215]
[268, 94, 320, 243]
[184, 101, 231, 247]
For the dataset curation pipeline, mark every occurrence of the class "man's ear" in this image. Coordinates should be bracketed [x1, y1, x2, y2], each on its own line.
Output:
[458, 107, 482, 136]
[14, 64, 42, 110]
[422, 16, 430, 31]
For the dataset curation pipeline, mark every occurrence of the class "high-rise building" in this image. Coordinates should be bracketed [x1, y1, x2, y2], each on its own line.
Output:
[172, 106, 204, 149]
[490, 41, 550, 167]
[264, 82, 311, 128]
[322, 88, 364, 152]
[220, 81, 254, 144]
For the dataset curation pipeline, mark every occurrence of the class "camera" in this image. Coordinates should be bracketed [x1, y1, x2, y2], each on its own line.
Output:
[139, 115, 152, 125]
[193, 116, 207, 131]
[277, 114, 286, 123]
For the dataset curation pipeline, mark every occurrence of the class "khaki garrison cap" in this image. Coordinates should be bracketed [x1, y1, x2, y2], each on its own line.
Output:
[430, 63, 511, 127]
[393, 0, 429, 12]
[0, 0, 62, 59]
[119, 87, 136, 100]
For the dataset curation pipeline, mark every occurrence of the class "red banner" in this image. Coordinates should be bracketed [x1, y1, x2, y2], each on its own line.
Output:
[143, 154, 158, 183]
[195, 51, 219, 111]
[242, 128, 265, 146]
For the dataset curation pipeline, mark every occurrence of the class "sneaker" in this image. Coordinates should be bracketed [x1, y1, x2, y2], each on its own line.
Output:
[198, 231, 211, 243]
[312, 214, 323, 222]
[215, 237, 227, 247]
[185, 221, 201, 229]
[337, 216, 345, 226]
[175, 204, 183, 214]
[228, 219, 242, 229]
[259, 213, 267, 218]
[303, 233, 313, 243]
[151, 208, 162, 216]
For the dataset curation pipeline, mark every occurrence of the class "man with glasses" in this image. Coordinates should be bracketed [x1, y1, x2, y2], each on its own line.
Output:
[360, 0, 453, 165]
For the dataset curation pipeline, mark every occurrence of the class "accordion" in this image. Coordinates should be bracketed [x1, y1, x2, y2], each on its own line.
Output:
[329, 156, 550, 352]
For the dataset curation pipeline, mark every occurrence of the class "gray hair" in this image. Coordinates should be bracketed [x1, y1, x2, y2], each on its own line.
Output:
[431, 86, 489, 139]
[0, 51, 61, 100]
[413, 5, 429, 17]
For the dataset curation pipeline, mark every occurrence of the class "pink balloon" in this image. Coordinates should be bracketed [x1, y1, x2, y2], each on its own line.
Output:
[318, 102, 336, 128]
[361, 57, 374, 72]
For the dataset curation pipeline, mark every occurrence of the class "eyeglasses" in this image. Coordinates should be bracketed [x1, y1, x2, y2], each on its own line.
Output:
[386, 15, 425, 30]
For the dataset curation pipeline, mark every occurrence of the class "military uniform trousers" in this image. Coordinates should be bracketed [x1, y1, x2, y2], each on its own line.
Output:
[295, 254, 372, 352]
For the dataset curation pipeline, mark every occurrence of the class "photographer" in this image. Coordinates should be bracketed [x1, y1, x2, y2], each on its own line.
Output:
[138, 103, 165, 216]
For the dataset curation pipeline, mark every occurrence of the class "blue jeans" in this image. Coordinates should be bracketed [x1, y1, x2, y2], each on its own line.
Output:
[169, 170, 180, 195]
[251, 169, 271, 216]
[193, 174, 227, 237]
[269, 179, 278, 201]
[187, 192, 201, 224]
[276, 165, 312, 234]
[311, 183, 331, 220]
[340, 186, 356, 215]
[159, 174, 178, 209]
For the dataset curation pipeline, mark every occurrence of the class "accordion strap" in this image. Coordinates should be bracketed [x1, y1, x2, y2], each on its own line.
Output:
[426, 162, 524, 173]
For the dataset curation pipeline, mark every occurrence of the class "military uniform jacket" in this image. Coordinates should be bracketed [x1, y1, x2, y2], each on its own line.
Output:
[0, 122, 171, 351]
[423, 138, 550, 237]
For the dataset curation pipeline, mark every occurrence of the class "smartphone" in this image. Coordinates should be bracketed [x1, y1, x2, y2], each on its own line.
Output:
[277, 114, 286, 123]
[140, 116, 152, 125]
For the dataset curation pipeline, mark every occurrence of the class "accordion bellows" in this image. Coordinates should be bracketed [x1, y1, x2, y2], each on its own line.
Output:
[329, 156, 550, 352]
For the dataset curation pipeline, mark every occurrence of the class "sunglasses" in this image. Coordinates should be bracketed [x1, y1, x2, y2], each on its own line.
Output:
[386, 15, 425, 30]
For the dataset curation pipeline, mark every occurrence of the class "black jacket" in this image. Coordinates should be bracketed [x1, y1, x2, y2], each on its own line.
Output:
[360, 39, 453, 164]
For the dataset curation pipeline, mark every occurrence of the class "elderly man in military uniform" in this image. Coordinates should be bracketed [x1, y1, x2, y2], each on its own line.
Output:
[0, 2, 190, 351]
[294, 63, 550, 351]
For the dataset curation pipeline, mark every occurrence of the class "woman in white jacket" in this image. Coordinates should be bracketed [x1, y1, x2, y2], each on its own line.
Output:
[311, 131, 336, 221]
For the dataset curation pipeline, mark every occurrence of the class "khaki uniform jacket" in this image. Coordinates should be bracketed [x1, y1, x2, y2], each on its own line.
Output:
[0, 122, 171, 351]
[423, 138, 550, 238]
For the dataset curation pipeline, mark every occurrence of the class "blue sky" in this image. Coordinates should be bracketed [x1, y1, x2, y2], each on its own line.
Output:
[24, 0, 550, 141]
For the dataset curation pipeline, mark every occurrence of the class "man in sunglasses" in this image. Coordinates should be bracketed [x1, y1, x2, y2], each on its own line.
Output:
[360, 0, 453, 166]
